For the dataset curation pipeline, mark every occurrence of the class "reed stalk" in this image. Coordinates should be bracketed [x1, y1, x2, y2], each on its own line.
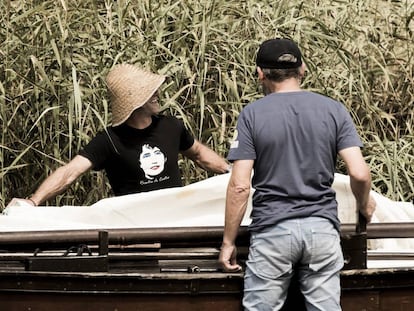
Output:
[1, 0, 413, 209]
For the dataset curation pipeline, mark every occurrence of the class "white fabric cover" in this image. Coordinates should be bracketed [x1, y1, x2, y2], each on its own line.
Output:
[2, 173, 414, 252]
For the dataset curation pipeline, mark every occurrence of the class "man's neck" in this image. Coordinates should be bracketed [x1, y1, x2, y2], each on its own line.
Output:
[265, 78, 302, 94]
[125, 111, 153, 129]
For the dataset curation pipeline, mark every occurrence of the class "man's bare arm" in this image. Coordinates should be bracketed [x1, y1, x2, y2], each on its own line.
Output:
[338, 146, 376, 222]
[182, 140, 230, 174]
[219, 159, 253, 272]
[7, 155, 93, 207]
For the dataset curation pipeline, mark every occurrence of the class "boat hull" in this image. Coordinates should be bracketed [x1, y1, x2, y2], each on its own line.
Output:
[1, 225, 414, 310]
[1, 268, 414, 311]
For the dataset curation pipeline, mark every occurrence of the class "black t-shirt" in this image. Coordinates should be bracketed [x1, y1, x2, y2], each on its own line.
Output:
[79, 115, 195, 196]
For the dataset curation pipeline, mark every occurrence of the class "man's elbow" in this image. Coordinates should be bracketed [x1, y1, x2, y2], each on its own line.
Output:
[349, 165, 371, 185]
[182, 142, 202, 162]
[228, 180, 251, 196]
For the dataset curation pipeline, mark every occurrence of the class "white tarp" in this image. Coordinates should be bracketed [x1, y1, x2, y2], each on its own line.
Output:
[1, 173, 414, 252]
[1, 173, 244, 230]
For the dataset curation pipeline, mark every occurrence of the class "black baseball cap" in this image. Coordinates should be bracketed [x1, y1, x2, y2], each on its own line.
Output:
[256, 38, 302, 69]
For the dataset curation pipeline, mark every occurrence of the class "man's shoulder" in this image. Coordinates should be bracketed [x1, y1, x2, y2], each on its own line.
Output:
[96, 126, 118, 137]
[86, 127, 116, 146]
[304, 91, 343, 105]
[156, 114, 175, 120]
[155, 114, 184, 126]
[241, 91, 345, 116]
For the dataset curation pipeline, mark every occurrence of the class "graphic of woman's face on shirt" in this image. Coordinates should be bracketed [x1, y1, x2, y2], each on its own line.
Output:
[139, 144, 166, 179]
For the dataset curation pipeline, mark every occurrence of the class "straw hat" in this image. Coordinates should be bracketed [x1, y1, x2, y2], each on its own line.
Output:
[106, 64, 165, 126]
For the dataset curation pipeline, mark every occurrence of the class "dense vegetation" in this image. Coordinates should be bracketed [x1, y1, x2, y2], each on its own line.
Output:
[1, 0, 413, 209]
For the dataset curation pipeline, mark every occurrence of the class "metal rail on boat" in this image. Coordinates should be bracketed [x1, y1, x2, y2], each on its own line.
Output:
[1, 222, 413, 246]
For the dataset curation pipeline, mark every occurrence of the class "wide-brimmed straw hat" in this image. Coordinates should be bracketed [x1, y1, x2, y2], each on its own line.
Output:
[106, 64, 165, 126]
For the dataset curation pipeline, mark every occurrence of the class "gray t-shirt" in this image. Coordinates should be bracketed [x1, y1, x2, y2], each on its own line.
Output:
[228, 91, 363, 233]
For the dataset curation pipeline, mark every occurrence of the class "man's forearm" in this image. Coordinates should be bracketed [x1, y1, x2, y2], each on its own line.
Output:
[223, 182, 250, 245]
[197, 145, 230, 173]
[219, 159, 253, 272]
[29, 168, 73, 205]
[183, 141, 230, 174]
[29, 155, 92, 205]
[349, 173, 371, 210]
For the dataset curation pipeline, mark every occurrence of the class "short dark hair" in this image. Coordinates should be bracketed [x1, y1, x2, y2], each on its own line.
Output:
[261, 67, 302, 83]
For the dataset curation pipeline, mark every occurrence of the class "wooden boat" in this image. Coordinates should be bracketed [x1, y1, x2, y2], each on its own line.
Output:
[1, 222, 414, 311]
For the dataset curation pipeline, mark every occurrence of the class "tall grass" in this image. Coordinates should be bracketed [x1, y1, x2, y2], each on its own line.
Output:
[1, 0, 413, 209]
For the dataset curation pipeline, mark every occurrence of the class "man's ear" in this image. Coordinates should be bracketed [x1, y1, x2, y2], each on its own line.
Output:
[257, 67, 265, 80]
[299, 63, 306, 78]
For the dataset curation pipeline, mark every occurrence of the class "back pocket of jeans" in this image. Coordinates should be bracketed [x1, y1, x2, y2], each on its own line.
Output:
[249, 230, 292, 279]
[309, 229, 343, 272]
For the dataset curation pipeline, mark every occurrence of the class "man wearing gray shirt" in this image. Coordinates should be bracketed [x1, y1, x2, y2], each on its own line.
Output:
[219, 38, 376, 310]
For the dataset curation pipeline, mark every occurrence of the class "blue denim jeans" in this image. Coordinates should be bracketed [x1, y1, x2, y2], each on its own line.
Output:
[243, 217, 343, 311]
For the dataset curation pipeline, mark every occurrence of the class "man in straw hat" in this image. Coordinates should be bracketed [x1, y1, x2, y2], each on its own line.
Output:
[219, 38, 376, 310]
[8, 64, 230, 207]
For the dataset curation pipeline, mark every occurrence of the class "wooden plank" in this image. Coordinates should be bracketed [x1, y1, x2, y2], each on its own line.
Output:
[342, 291, 379, 311]
[0, 292, 243, 311]
[0, 269, 414, 310]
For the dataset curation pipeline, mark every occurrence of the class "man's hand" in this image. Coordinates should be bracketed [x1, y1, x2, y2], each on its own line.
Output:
[219, 243, 242, 272]
[6, 198, 36, 208]
[359, 195, 376, 223]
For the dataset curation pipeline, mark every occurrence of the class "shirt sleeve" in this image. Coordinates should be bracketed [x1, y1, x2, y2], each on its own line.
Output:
[78, 130, 115, 171]
[227, 108, 257, 162]
[178, 120, 195, 151]
[336, 106, 363, 151]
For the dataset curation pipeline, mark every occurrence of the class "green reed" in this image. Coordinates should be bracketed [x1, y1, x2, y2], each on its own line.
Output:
[1, 0, 413, 209]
